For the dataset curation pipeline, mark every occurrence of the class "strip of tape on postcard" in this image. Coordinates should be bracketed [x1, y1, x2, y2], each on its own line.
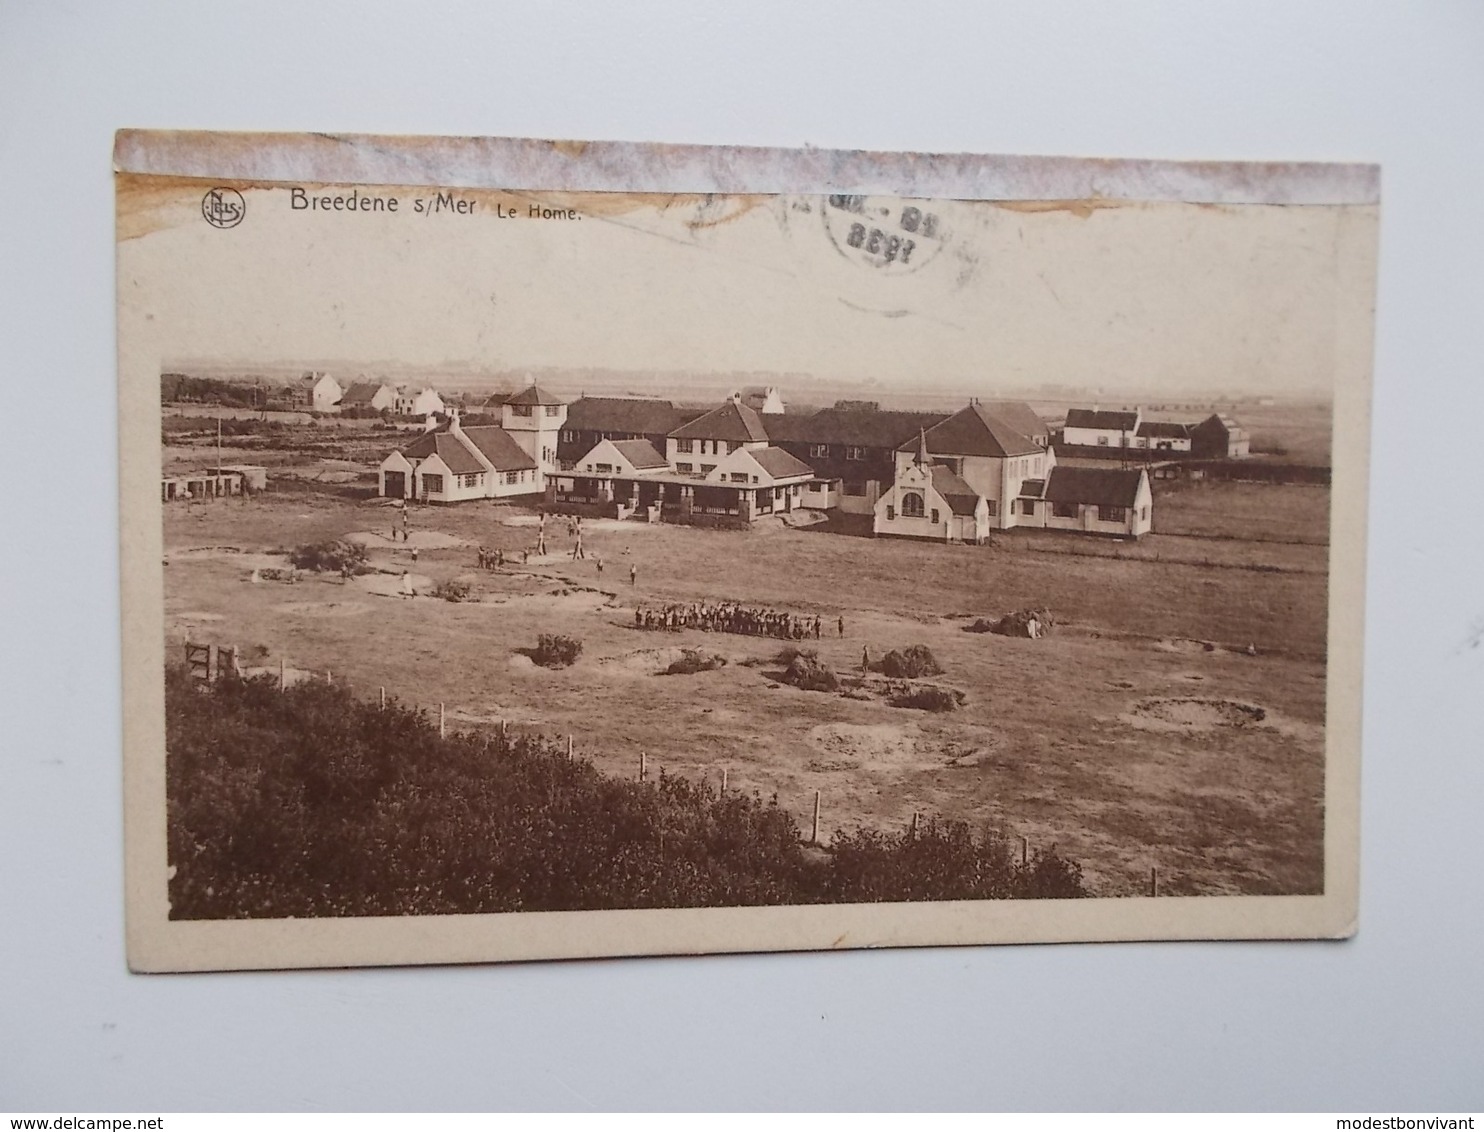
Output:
[116, 130, 1378, 971]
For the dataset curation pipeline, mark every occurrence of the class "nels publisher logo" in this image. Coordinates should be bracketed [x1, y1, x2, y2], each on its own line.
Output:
[201, 187, 246, 229]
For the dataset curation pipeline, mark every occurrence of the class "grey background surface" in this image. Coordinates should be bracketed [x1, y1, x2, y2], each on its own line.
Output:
[2, 0, 1481, 1111]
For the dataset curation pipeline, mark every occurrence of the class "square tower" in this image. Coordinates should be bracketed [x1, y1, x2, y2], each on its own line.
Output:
[501, 380, 567, 473]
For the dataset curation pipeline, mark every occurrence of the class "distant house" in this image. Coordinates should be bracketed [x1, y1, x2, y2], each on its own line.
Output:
[395, 386, 446, 418]
[339, 381, 397, 413]
[666, 396, 770, 475]
[301, 372, 343, 413]
[1190, 413, 1251, 458]
[378, 412, 541, 502]
[1063, 407, 1141, 449]
[556, 397, 694, 470]
[737, 385, 786, 416]
[1134, 420, 1192, 452]
[1017, 466, 1153, 538]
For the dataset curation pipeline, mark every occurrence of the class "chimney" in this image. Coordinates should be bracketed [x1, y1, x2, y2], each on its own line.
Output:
[524, 373, 537, 388]
[449, 408, 462, 434]
[423, 414, 438, 433]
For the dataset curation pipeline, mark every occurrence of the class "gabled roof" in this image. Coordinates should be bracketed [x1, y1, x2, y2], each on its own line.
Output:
[767, 407, 945, 449]
[563, 396, 694, 435]
[398, 429, 487, 475]
[750, 446, 814, 480]
[610, 439, 669, 470]
[929, 465, 981, 515]
[1194, 413, 1245, 434]
[340, 381, 388, 405]
[1136, 421, 1189, 438]
[898, 403, 1040, 458]
[505, 383, 565, 406]
[1066, 408, 1138, 430]
[1043, 466, 1144, 508]
[669, 399, 769, 443]
[460, 426, 538, 471]
[978, 401, 1048, 440]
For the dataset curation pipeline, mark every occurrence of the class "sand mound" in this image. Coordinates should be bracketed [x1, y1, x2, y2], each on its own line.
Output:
[1154, 638, 1217, 654]
[1129, 697, 1267, 730]
[597, 646, 692, 675]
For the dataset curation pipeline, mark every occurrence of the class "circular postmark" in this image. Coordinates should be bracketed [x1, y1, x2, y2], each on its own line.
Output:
[819, 194, 948, 275]
[201, 187, 246, 229]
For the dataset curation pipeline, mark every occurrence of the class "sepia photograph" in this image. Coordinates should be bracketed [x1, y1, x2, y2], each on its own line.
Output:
[117, 131, 1377, 969]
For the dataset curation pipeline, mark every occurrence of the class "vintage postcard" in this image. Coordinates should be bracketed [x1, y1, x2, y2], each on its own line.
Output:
[117, 131, 1378, 971]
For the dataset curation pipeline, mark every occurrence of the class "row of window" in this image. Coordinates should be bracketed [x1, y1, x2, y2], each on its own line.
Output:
[886, 495, 1141, 524]
[807, 444, 869, 460]
[509, 405, 563, 418]
[415, 469, 529, 494]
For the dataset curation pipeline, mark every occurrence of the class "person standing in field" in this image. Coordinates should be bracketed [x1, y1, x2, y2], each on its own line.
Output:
[838, 616, 845, 638]
[400, 570, 414, 599]
[629, 563, 637, 587]
[862, 645, 870, 671]
[595, 556, 604, 577]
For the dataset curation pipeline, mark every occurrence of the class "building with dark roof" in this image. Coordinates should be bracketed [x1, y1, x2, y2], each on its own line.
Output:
[556, 397, 698, 468]
[1025, 466, 1152, 537]
[379, 412, 542, 502]
[1062, 407, 1142, 449]
[1134, 420, 1193, 452]
[666, 396, 770, 474]
[768, 405, 945, 515]
[339, 381, 397, 412]
[1190, 413, 1251, 458]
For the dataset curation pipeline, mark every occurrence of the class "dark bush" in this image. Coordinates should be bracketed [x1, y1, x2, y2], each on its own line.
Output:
[532, 634, 582, 668]
[880, 644, 943, 678]
[289, 539, 369, 574]
[663, 650, 727, 675]
[888, 685, 963, 712]
[433, 579, 473, 603]
[783, 650, 837, 692]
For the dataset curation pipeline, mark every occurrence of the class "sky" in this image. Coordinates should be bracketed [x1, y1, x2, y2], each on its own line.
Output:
[121, 180, 1374, 399]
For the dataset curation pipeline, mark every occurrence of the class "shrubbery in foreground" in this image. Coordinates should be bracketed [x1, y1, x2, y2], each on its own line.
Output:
[165, 667, 1088, 919]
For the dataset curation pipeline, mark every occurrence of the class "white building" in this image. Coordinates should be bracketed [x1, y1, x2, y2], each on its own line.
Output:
[737, 385, 786, 416]
[666, 395, 770, 474]
[873, 437, 991, 543]
[339, 381, 398, 413]
[302, 372, 343, 413]
[395, 386, 446, 418]
[500, 381, 566, 475]
[1063, 407, 1141, 448]
[378, 412, 541, 502]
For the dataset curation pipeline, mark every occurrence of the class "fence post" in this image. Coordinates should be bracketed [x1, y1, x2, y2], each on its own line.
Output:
[811, 790, 821, 845]
[1150, 867, 1159, 897]
[639, 751, 647, 782]
[379, 686, 386, 709]
[439, 702, 445, 738]
[279, 657, 286, 692]
[567, 734, 574, 760]
[1021, 836, 1029, 867]
[721, 767, 728, 795]
[910, 811, 919, 839]
[326, 670, 332, 685]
